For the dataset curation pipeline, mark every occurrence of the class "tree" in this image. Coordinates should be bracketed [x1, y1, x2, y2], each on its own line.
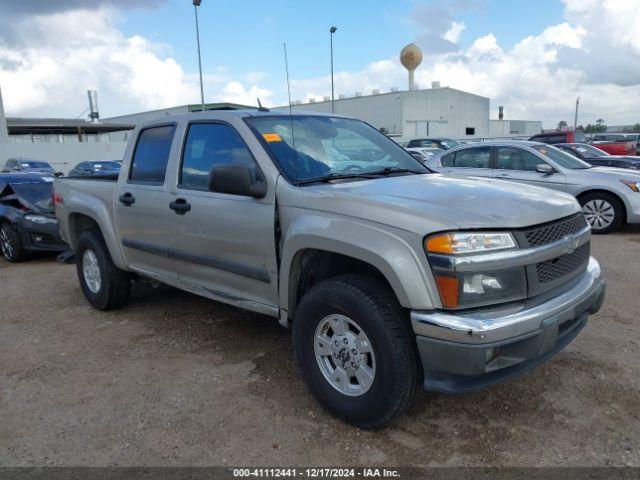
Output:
[632, 123, 640, 133]
[595, 118, 605, 126]
[557, 120, 568, 130]
[576, 125, 584, 131]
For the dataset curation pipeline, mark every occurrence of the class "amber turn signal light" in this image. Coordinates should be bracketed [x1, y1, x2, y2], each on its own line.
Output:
[435, 275, 459, 308]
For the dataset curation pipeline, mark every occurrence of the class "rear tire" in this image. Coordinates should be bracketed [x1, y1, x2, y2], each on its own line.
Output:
[579, 192, 624, 234]
[75, 230, 130, 310]
[293, 274, 422, 429]
[0, 222, 28, 262]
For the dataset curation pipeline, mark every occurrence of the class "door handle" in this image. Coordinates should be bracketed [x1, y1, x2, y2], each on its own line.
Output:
[169, 198, 191, 215]
[119, 192, 135, 206]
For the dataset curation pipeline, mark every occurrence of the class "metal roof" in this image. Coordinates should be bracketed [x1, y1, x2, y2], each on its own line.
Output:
[6, 117, 134, 135]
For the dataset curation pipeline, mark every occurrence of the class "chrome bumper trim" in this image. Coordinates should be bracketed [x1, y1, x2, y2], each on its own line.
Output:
[411, 256, 604, 344]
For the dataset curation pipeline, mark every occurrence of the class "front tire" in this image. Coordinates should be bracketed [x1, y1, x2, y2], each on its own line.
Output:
[75, 230, 130, 310]
[580, 192, 624, 234]
[293, 274, 422, 429]
[0, 222, 28, 262]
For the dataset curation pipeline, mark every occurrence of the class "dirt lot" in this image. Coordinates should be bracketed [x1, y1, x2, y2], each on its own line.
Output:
[1, 227, 639, 467]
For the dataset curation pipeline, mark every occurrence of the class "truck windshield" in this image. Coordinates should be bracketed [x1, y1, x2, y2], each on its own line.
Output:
[531, 145, 592, 169]
[246, 115, 427, 183]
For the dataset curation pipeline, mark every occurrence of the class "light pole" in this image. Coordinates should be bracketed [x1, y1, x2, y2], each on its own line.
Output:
[574, 96, 580, 131]
[193, 0, 205, 111]
[330, 26, 337, 114]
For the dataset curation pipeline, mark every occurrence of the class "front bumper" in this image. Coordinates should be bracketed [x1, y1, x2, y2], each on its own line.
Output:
[624, 192, 640, 223]
[17, 216, 67, 252]
[411, 257, 605, 393]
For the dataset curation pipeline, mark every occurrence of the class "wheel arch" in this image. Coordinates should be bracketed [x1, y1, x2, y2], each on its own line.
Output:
[67, 212, 127, 269]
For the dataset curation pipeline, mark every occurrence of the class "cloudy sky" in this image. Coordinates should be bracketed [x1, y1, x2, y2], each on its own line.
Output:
[0, 0, 638, 128]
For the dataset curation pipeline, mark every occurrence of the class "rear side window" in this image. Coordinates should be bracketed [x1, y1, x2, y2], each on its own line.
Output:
[180, 123, 257, 190]
[129, 125, 176, 184]
[453, 147, 491, 168]
[441, 152, 455, 167]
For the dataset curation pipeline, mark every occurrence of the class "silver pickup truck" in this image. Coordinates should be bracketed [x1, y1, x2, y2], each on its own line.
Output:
[54, 110, 606, 428]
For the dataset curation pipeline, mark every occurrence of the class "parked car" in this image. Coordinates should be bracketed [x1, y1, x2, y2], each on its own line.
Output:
[0, 173, 67, 262]
[426, 141, 640, 233]
[528, 130, 636, 156]
[54, 111, 605, 428]
[406, 138, 460, 150]
[405, 146, 443, 160]
[529, 130, 586, 144]
[68, 161, 122, 177]
[590, 133, 637, 156]
[2, 158, 56, 175]
[554, 143, 640, 170]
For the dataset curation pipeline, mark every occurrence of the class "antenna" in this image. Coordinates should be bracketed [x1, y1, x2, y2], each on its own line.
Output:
[283, 42, 298, 183]
[257, 97, 269, 111]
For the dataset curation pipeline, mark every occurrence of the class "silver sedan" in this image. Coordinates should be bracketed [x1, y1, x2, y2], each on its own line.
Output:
[425, 140, 640, 233]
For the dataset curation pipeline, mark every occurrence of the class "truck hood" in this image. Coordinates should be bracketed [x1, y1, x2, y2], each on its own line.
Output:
[281, 174, 580, 234]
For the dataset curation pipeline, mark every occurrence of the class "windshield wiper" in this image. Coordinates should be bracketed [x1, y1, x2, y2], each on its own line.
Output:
[296, 172, 377, 185]
[367, 167, 425, 176]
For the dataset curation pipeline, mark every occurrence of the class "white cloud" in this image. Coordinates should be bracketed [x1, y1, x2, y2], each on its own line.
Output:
[443, 21, 466, 43]
[0, 8, 270, 117]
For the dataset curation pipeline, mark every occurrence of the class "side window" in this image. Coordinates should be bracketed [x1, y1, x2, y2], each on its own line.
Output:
[497, 147, 544, 171]
[180, 123, 257, 191]
[441, 152, 455, 167]
[129, 125, 176, 184]
[453, 147, 491, 168]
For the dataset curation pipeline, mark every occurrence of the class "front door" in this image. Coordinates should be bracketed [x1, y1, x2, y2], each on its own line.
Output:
[167, 121, 278, 311]
[115, 124, 176, 278]
[493, 146, 566, 192]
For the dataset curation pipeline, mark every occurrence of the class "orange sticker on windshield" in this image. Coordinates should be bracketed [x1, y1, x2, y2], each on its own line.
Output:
[263, 133, 282, 142]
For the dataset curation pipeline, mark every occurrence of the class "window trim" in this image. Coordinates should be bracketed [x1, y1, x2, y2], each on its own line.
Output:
[495, 146, 551, 173]
[127, 122, 177, 186]
[177, 120, 264, 194]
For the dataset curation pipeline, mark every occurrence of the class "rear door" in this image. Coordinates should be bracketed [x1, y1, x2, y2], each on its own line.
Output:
[439, 146, 493, 179]
[115, 124, 177, 278]
[493, 146, 566, 191]
[166, 120, 278, 310]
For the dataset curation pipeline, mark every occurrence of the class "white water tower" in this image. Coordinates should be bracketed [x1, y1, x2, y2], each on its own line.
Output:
[400, 43, 423, 90]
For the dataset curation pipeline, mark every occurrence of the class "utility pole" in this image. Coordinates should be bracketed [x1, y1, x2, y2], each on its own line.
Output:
[193, 0, 205, 111]
[330, 26, 337, 114]
[574, 96, 580, 131]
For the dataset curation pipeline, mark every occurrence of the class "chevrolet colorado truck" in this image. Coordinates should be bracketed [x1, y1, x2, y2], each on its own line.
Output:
[54, 110, 606, 428]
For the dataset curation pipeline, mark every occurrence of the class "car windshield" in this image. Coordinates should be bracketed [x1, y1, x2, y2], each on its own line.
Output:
[20, 161, 51, 169]
[531, 145, 592, 169]
[94, 162, 121, 171]
[247, 115, 427, 183]
[570, 144, 609, 157]
[440, 139, 460, 149]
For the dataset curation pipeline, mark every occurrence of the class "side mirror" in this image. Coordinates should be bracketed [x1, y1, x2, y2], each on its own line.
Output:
[536, 163, 554, 174]
[13, 166, 20, 171]
[409, 152, 425, 161]
[54, 172, 64, 177]
[208, 164, 267, 198]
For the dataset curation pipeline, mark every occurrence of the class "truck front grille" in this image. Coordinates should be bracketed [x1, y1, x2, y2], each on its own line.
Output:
[535, 243, 590, 284]
[522, 213, 588, 248]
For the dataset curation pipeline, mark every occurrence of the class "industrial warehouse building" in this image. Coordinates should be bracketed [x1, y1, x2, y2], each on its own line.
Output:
[274, 86, 542, 143]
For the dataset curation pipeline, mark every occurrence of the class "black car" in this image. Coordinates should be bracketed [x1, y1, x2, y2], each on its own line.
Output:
[68, 160, 121, 177]
[0, 173, 67, 262]
[555, 143, 640, 170]
[1, 158, 56, 175]
[406, 137, 460, 150]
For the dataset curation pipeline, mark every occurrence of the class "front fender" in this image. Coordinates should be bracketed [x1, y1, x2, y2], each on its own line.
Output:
[279, 210, 441, 318]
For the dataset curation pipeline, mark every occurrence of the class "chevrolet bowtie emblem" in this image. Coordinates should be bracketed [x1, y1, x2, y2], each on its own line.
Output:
[563, 235, 579, 255]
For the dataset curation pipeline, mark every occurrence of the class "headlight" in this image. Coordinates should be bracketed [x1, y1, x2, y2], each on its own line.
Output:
[23, 214, 58, 225]
[425, 232, 516, 254]
[425, 231, 525, 309]
[620, 179, 640, 192]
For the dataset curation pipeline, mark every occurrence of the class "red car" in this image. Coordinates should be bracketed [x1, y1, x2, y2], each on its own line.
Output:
[529, 131, 636, 155]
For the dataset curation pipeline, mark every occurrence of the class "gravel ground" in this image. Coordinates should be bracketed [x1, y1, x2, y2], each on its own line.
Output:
[0, 226, 639, 467]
